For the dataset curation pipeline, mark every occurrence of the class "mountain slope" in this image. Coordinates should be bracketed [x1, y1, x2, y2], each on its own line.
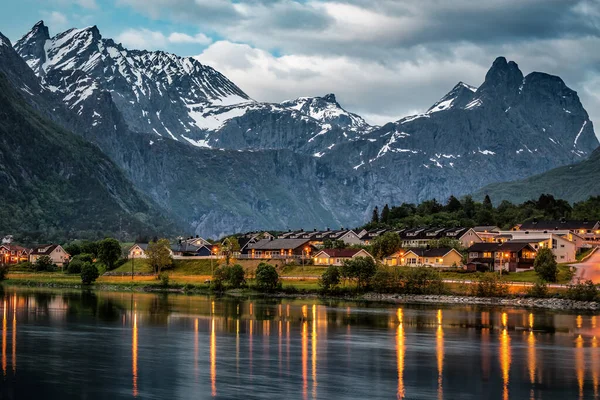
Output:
[0, 34, 177, 242]
[475, 147, 600, 204]
[10, 22, 600, 237]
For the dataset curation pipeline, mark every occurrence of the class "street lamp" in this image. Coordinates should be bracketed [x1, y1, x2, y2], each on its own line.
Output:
[131, 250, 135, 281]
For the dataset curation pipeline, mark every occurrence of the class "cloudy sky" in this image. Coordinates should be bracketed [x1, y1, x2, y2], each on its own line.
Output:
[1, 0, 600, 127]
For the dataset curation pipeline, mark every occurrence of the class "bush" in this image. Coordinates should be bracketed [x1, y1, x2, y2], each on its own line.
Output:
[527, 281, 549, 298]
[159, 272, 170, 287]
[319, 265, 341, 292]
[15, 261, 34, 271]
[211, 265, 228, 292]
[534, 248, 558, 282]
[34, 255, 55, 272]
[67, 259, 85, 274]
[227, 264, 246, 288]
[72, 253, 94, 263]
[340, 257, 377, 290]
[565, 280, 598, 302]
[403, 268, 445, 295]
[255, 263, 281, 292]
[81, 263, 99, 285]
[0, 265, 8, 281]
[473, 273, 508, 297]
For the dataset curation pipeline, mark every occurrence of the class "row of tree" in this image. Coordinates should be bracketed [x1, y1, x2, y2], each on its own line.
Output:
[367, 194, 600, 231]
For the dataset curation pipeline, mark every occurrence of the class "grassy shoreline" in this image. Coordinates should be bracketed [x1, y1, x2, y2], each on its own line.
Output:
[3, 270, 595, 312]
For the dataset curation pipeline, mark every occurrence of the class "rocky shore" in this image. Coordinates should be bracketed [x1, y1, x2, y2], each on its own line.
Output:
[363, 293, 600, 311]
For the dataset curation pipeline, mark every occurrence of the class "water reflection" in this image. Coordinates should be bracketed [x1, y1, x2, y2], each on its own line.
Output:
[312, 305, 317, 400]
[436, 321, 444, 400]
[576, 334, 584, 399]
[2, 299, 6, 376]
[132, 312, 138, 398]
[527, 331, 536, 399]
[211, 318, 216, 397]
[397, 308, 405, 399]
[0, 289, 599, 399]
[500, 327, 511, 400]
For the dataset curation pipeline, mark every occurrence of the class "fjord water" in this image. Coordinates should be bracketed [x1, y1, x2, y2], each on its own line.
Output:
[0, 288, 598, 399]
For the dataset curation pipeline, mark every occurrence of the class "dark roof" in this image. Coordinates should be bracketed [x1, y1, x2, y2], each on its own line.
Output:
[467, 243, 501, 252]
[249, 238, 311, 250]
[519, 220, 599, 231]
[132, 243, 149, 251]
[171, 243, 202, 253]
[30, 244, 59, 255]
[473, 226, 500, 232]
[316, 249, 369, 258]
[498, 242, 536, 252]
[406, 247, 457, 257]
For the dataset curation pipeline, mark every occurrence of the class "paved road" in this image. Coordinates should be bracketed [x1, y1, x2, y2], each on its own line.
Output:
[569, 248, 600, 283]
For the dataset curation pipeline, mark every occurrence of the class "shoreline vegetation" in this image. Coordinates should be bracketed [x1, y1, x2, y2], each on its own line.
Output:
[3, 262, 599, 311]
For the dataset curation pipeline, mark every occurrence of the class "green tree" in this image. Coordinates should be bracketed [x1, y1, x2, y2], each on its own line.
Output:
[340, 257, 377, 290]
[146, 239, 173, 277]
[97, 238, 122, 270]
[565, 280, 598, 301]
[34, 255, 54, 272]
[319, 265, 341, 292]
[226, 264, 246, 288]
[0, 265, 8, 281]
[255, 263, 280, 292]
[427, 237, 463, 251]
[221, 237, 241, 265]
[462, 195, 476, 219]
[371, 232, 402, 259]
[381, 204, 390, 224]
[533, 248, 558, 282]
[483, 194, 493, 210]
[211, 265, 228, 292]
[473, 273, 508, 297]
[446, 195, 462, 213]
[81, 263, 99, 285]
[322, 239, 334, 249]
[371, 206, 379, 224]
[64, 242, 81, 257]
[67, 258, 85, 274]
[79, 241, 100, 257]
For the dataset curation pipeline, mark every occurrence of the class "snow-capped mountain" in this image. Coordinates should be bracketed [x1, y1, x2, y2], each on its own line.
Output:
[7, 21, 600, 238]
[14, 22, 371, 157]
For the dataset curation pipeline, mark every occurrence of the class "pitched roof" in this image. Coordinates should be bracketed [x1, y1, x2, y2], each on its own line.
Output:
[30, 244, 59, 255]
[406, 247, 458, 257]
[473, 226, 501, 232]
[498, 242, 536, 252]
[249, 238, 311, 250]
[519, 220, 600, 231]
[315, 249, 369, 258]
[467, 243, 501, 252]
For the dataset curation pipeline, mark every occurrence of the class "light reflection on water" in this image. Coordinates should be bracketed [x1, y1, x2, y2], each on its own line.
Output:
[0, 288, 599, 399]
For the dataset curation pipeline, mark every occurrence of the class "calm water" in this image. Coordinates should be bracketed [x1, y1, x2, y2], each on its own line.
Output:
[0, 288, 598, 399]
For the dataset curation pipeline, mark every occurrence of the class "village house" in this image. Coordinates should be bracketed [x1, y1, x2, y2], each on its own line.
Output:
[29, 244, 70, 266]
[400, 247, 463, 267]
[313, 248, 374, 266]
[243, 238, 316, 259]
[467, 242, 537, 272]
[515, 219, 600, 245]
[498, 232, 577, 263]
[0, 243, 30, 264]
[473, 226, 502, 243]
[465, 243, 499, 271]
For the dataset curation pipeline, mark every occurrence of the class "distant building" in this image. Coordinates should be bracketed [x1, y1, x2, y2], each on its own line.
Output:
[243, 238, 316, 259]
[401, 248, 463, 267]
[0, 244, 30, 264]
[313, 249, 374, 266]
[29, 244, 70, 266]
[515, 219, 600, 244]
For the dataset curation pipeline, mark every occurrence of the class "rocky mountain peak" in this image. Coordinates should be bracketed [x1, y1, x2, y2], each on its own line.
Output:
[427, 81, 478, 113]
[322, 93, 337, 104]
[477, 56, 524, 105]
